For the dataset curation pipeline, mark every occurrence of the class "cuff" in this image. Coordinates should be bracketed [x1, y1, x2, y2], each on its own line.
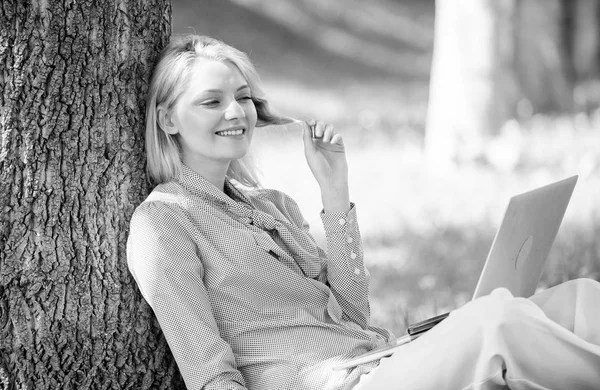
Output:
[320, 202, 357, 233]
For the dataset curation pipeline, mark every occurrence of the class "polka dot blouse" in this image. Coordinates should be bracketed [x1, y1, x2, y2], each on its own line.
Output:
[127, 165, 393, 389]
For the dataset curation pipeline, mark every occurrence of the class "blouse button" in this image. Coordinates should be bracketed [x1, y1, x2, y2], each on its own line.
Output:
[354, 268, 361, 275]
[346, 236, 353, 244]
[338, 218, 346, 226]
[350, 252, 357, 260]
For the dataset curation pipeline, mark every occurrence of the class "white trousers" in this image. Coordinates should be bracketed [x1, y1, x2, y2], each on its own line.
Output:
[352, 278, 600, 390]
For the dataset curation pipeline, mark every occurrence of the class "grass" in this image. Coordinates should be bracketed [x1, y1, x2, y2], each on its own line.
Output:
[173, 0, 600, 337]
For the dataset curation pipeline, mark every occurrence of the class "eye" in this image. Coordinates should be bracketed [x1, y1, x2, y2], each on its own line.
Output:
[237, 95, 253, 102]
[201, 100, 219, 107]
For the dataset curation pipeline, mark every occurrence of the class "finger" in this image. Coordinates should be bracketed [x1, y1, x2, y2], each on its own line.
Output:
[321, 124, 335, 143]
[313, 120, 326, 139]
[305, 119, 318, 139]
[330, 132, 344, 145]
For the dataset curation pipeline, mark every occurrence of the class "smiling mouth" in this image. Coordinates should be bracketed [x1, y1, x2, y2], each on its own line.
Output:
[215, 128, 246, 137]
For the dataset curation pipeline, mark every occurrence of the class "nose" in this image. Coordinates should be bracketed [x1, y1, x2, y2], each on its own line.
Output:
[224, 99, 245, 121]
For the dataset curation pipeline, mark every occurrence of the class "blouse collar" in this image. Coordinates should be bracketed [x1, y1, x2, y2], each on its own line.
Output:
[176, 164, 255, 209]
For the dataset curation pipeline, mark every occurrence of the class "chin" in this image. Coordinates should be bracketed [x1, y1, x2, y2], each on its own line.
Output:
[225, 149, 250, 161]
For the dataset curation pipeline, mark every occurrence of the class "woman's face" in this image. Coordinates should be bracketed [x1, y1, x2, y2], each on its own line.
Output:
[167, 58, 257, 170]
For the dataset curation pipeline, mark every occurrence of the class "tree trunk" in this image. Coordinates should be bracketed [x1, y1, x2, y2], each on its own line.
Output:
[0, 1, 183, 388]
[425, 0, 519, 167]
[514, 0, 573, 114]
[568, 0, 600, 111]
[425, 0, 576, 168]
[562, 0, 600, 81]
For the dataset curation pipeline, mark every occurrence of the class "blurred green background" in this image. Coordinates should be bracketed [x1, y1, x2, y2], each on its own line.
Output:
[172, 0, 600, 336]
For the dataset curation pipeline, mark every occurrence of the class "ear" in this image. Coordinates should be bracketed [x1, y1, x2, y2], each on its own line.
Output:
[157, 105, 178, 135]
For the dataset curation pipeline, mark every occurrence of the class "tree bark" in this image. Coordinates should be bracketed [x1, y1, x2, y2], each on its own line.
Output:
[0, 1, 183, 388]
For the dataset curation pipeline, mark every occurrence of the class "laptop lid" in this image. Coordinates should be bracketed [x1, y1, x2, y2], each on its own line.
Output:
[472, 175, 578, 300]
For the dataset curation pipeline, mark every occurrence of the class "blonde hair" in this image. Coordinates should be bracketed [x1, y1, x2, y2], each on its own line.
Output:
[145, 34, 287, 186]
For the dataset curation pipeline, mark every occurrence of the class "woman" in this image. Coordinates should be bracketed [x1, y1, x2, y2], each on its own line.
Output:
[127, 34, 600, 390]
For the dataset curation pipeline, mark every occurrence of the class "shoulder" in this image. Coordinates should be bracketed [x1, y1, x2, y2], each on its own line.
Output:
[127, 186, 201, 274]
[131, 186, 184, 226]
[129, 182, 205, 241]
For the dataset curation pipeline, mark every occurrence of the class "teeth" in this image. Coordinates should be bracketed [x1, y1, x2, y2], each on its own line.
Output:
[217, 129, 244, 136]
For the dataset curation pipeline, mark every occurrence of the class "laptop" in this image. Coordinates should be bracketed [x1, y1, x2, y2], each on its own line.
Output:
[333, 175, 578, 371]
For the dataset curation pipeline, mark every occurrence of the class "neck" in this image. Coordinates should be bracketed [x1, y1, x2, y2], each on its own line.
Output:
[183, 156, 229, 192]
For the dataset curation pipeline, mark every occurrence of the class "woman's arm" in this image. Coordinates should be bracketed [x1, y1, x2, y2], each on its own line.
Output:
[300, 120, 371, 328]
[319, 204, 371, 328]
[127, 202, 247, 390]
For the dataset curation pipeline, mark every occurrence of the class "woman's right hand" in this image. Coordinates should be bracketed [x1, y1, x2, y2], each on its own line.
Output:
[301, 120, 350, 213]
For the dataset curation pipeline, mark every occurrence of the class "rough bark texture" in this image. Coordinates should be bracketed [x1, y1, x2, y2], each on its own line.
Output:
[0, 1, 184, 388]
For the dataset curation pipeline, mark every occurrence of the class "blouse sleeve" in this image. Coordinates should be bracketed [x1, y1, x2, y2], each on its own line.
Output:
[319, 203, 371, 329]
[127, 201, 247, 390]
